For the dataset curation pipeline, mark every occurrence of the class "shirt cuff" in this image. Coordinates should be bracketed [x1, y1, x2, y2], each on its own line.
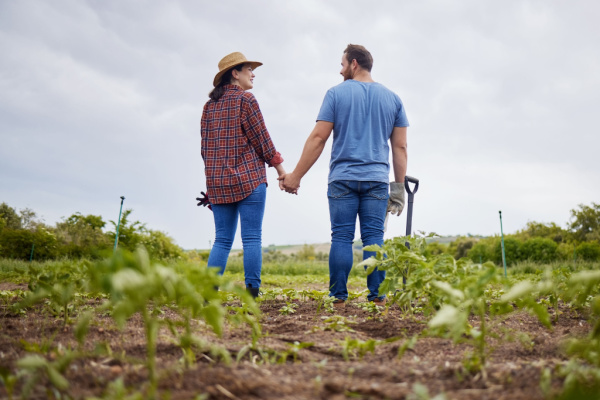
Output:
[269, 152, 284, 166]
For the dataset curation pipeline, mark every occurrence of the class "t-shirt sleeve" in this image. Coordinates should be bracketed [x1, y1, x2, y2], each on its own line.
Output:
[316, 89, 335, 123]
[394, 97, 410, 127]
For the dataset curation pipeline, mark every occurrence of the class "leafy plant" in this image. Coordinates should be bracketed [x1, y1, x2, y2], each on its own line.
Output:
[86, 248, 260, 398]
[338, 337, 379, 361]
[279, 302, 297, 315]
[277, 341, 314, 363]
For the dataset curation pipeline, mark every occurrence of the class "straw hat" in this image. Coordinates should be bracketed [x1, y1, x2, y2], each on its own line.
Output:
[213, 52, 263, 87]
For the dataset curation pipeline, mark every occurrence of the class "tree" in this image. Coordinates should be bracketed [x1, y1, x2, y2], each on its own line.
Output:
[20, 207, 40, 231]
[55, 212, 111, 258]
[141, 230, 184, 260]
[0, 202, 22, 230]
[515, 221, 570, 244]
[569, 203, 600, 242]
[108, 209, 146, 251]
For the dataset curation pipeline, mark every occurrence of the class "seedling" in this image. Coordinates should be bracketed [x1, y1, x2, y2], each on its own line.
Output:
[279, 302, 297, 315]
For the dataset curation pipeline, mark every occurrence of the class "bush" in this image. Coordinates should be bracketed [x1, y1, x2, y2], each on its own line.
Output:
[519, 237, 558, 263]
[493, 237, 521, 266]
[557, 242, 577, 261]
[468, 237, 498, 264]
[424, 242, 448, 258]
[448, 237, 478, 259]
[576, 242, 600, 261]
[0, 228, 59, 261]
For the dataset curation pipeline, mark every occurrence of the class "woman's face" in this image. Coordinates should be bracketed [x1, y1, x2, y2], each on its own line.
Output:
[232, 64, 255, 90]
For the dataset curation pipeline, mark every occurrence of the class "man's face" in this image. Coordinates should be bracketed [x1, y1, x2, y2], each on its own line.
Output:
[340, 54, 353, 81]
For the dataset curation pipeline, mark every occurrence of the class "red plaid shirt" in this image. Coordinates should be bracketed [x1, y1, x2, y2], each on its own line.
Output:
[201, 85, 283, 204]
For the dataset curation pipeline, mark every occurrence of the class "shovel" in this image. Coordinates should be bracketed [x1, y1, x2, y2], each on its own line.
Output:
[403, 175, 419, 286]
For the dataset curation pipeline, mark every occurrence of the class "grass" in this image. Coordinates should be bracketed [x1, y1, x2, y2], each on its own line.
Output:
[508, 260, 600, 275]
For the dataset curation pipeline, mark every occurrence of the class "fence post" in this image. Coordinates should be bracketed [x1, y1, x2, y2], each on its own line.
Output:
[499, 211, 507, 277]
[113, 196, 125, 251]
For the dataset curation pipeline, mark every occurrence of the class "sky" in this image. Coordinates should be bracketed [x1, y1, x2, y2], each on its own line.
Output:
[1, 0, 599, 250]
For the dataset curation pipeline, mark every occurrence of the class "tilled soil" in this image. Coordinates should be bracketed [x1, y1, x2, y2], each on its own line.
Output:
[0, 284, 593, 399]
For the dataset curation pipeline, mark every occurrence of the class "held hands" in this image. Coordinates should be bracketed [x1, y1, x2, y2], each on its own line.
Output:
[277, 172, 300, 195]
[387, 182, 405, 216]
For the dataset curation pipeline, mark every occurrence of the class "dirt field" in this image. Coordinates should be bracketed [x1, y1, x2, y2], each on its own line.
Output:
[0, 281, 592, 400]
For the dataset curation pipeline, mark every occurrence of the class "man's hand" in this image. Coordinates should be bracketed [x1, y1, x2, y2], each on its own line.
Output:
[387, 182, 405, 216]
[278, 172, 300, 194]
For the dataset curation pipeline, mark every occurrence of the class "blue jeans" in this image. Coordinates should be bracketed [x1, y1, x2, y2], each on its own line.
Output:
[206, 183, 266, 289]
[328, 181, 388, 301]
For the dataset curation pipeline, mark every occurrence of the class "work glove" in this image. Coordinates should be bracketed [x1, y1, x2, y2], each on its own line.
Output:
[196, 191, 212, 211]
[387, 182, 405, 216]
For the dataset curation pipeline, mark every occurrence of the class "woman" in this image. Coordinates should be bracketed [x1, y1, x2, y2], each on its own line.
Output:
[200, 52, 286, 298]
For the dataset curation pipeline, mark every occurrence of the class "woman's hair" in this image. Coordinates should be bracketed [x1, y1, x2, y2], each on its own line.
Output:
[208, 64, 245, 101]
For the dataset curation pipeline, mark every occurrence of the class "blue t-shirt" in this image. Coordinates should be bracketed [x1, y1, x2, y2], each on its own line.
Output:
[316, 80, 409, 183]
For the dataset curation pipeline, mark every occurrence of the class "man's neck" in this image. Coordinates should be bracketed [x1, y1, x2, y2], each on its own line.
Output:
[352, 69, 374, 83]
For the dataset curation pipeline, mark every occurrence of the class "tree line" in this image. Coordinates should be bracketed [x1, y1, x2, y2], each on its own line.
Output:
[2, 201, 599, 264]
[0, 202, 184, 261]
[425, 203, 600, 264]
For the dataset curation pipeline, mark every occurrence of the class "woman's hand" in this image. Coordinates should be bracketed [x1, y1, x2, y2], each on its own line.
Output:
[278, 172, 300, 194]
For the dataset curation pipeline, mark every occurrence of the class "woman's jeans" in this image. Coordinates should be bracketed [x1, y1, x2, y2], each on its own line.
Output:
[207, 183, 266, 289]
[327, 181, 388, 301]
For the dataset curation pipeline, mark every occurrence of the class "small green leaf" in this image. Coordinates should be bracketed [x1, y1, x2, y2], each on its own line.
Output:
[501, 280, 535, 302]
[428, 305, 460, 328]
[431, 281, 464, 301]
[16, 355, 48, 369]
[570, 270, 600, 284]
[356, 257, 379, 269]
[363, 244, 381, 252]
[47, 366, 69, 390]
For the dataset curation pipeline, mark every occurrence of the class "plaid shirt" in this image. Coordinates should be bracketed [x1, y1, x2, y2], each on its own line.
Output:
[201, 85, 283, 204]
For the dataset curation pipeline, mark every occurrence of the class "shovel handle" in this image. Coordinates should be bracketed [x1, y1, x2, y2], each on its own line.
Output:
[404, 176, 419, 195]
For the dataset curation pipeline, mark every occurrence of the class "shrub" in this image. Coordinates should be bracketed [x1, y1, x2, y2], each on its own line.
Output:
[449, 237, 478, 259]
[493, 237, 521, 266]
[0, 228, 59, 261]
[519, 237, 558, 263]
[424, 242, 448, 258]
[576, 242, 600, 261]
[468, 237, 498, 264]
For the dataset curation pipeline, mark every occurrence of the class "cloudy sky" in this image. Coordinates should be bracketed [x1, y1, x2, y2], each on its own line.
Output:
[1, 1, 599, 250]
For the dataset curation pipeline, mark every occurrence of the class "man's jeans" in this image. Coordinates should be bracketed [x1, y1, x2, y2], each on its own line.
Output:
[207, 183, 266, 289]
[327, 180, 388, 301]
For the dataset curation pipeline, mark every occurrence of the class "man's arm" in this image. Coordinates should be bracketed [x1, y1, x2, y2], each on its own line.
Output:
[390, 126, 408, 183]
[280, 121, 334, 192]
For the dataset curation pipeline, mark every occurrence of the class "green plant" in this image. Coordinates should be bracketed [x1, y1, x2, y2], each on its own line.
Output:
[16, 349, 78, 399]
[338, 337, 379, 361]
[320, 315, 356, 332]
[86, 248, 259, 398]
[279, 302, 298, 315]
[0, 366, 17, 400]
[14, 261, 89, 326]
[277, 341, 314, 363]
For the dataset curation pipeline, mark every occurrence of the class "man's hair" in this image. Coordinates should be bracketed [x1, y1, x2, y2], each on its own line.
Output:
[344, 44, 373, 72]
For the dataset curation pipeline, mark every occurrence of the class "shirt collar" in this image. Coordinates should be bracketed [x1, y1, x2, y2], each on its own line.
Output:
[223, 84, 242, 91]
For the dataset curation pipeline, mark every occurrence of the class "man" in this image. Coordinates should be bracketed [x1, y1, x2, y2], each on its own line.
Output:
[280, 44, 409, 307]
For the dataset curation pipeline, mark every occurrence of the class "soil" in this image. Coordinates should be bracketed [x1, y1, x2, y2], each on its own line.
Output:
[0, 281, 593, 399]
